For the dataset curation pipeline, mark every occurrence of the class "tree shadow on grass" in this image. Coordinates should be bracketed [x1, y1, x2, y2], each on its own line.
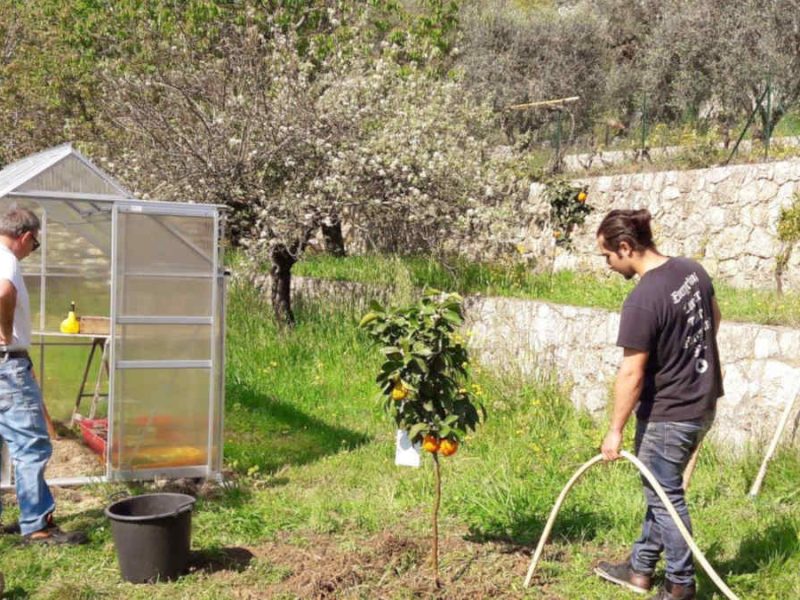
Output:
[464, 506, 616, 550]
[688, 518, 800, 599]
[707, 517, 800, 576]
[225, 384, 371, 475]
[187, 546, 255, 574]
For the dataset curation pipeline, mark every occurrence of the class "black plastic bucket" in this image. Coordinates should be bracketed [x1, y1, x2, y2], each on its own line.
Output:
[105, 493, 196, 583]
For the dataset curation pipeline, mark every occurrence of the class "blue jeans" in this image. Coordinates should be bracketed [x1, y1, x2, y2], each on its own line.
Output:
[630, 416, 712, 586]
[0, 356, 55, 535]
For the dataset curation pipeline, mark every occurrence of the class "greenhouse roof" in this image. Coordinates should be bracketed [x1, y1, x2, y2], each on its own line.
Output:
[0, 143, 130, 200]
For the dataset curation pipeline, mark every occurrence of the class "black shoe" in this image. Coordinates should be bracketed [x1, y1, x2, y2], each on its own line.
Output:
[594, 559, 653, 594]
[648, 579, 696, 600]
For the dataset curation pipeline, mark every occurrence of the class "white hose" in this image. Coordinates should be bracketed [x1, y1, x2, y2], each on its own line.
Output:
[523, 450, 739, 600]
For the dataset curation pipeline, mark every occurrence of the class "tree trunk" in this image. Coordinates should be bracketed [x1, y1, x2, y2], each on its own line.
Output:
[431, 452, 442, 589]
[322, 216, 346, 257]
[270, 246, 297, 325]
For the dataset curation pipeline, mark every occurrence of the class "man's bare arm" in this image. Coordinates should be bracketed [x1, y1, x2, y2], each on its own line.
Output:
[712, 297, 722, 335]
[601, 348, 648, 461]
[0, 279, 16, 345]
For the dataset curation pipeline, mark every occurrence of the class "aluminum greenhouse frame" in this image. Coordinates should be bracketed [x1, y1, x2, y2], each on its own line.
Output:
[0, 144, 226, 486]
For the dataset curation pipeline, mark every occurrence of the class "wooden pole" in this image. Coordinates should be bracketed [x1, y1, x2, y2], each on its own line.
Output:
[506, 96, 580, 111]
[749, 390, 800, 497]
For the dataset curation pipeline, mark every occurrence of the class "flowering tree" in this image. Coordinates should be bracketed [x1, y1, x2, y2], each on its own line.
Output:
[99, 6, 518, 322]
[100, 20, 355, 322]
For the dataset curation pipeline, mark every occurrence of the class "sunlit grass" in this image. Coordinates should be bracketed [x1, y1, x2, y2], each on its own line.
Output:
[2, 288, 799, 598]
[295, 253, 800, 327]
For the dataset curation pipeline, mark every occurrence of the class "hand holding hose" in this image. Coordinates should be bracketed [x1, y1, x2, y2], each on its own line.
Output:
[601, 429, 622, 461]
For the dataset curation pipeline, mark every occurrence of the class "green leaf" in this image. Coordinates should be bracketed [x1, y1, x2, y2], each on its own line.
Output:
[442, 309, 462, 324]
[359, 312, 379, 328]
[408, 422, 428, 440]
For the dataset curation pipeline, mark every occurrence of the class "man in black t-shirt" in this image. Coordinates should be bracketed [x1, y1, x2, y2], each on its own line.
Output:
[592, 209, 723, 600]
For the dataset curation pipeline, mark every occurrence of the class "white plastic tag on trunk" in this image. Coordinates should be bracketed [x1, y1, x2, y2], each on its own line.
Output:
[395, 429, 421, 468]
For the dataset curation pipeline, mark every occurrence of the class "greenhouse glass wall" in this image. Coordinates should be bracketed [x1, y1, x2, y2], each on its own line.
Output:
[0, 144, 226, 486]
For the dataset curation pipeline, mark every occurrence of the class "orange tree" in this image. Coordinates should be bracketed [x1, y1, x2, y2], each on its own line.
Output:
[360, 289, 485, 587]
[542, 177, 591, 249]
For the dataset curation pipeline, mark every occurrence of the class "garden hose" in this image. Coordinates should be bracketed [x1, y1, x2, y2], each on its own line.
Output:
[523, 450, 740, 600]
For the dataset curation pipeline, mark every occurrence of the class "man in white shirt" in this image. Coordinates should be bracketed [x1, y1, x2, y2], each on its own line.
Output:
[0, 205, 85, 545]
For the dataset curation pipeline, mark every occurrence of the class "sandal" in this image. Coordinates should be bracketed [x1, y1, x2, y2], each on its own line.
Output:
[23, 525, 88, 545]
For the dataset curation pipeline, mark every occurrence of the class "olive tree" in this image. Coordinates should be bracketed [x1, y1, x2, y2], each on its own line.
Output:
[458, 0, 611, 142]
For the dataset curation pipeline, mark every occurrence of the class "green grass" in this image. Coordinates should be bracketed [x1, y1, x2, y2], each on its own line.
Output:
[2, 285, 800, 598]
[294, 253, 800, 327]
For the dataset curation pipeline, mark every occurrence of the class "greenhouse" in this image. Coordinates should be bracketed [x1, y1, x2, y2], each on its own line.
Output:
[0, 144, 226, 486]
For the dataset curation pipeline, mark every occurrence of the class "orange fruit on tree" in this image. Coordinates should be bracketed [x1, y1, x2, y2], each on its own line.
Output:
[553, 231, 562, 239]
[577, 191, 587, 203]
[439, 438, 459, 456]
[422, 434, 440, 453]
[391, 382, 408, 401]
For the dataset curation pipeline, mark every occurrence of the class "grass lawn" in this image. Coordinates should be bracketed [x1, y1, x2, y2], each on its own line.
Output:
[1, 282, 799, 598]
[294, 253, 800, 328]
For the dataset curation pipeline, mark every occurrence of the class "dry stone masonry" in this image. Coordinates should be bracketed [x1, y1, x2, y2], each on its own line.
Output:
[465, 296, 800, 450]
[525, 158, 800, 291]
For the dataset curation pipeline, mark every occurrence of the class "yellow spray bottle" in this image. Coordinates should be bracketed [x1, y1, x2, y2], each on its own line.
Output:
[60, 301, 80, 334]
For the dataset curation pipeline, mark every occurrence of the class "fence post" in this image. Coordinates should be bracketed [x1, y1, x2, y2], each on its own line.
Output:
[725, 84, 770, 165]
[553, 108, 563, 172]
[764, 75, 772, 159]
[641, 94, 648, 156]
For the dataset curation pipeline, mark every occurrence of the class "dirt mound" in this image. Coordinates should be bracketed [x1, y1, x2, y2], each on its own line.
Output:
[233, 529, 537, 599]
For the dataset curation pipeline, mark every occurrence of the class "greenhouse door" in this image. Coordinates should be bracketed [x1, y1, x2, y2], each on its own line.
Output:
[109, 203, 223, 481]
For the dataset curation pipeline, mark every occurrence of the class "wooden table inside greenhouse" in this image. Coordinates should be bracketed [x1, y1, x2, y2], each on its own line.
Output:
[31, 331, 110, 427]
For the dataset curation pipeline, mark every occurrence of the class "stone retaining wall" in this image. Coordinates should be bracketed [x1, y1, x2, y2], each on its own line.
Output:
[465, 295, 800, 449]
[524, 158, 800, 292]
[268, 275, 800, 450]
[562, 136, 800, 172]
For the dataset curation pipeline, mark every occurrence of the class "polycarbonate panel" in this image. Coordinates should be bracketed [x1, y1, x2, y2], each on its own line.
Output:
[118, 324, 212, 361]
[16, 154, 123, 196]
[43, 276, 110, 332]
[29, 334, 108, 422]
[119, 276, 212, 317]
[22, 274, 42, 330]
[210, 273, 226, 473]
[112, 368, 211, 471]
[119, 213, 214, 274]
[42, 200, 112, 261]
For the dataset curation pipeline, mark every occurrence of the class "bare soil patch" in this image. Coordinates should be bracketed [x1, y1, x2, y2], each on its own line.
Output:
[221, 528, 549, 599]
[48, 428, 105, 479]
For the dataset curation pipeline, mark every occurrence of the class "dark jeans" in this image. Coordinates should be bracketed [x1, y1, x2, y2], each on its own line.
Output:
[630, 416, 713, 586]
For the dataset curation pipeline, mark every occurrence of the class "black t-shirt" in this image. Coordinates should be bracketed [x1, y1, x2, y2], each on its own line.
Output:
[617, 257, 724, 422]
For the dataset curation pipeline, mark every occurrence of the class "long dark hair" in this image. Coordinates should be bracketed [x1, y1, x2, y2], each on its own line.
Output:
[596, 209, 655, 253]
